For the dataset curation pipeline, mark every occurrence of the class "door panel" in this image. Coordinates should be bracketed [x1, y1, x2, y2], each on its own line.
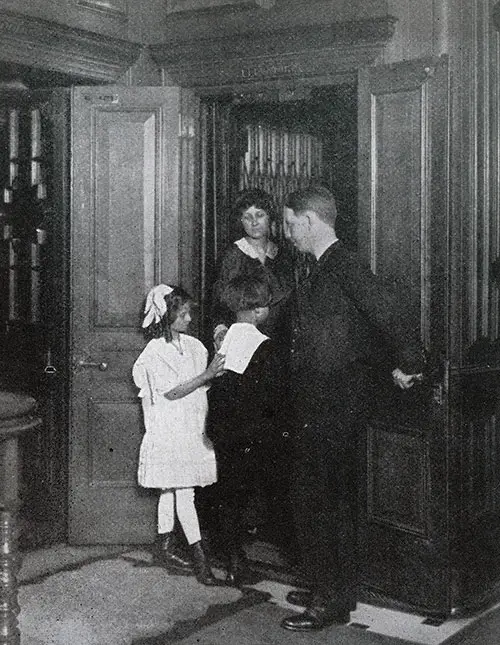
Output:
[69, 86, 190, 544]
[358, 57, 451, 614]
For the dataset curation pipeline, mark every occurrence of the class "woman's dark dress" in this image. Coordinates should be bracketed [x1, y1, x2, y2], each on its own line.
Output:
[211, 240, 294, 343]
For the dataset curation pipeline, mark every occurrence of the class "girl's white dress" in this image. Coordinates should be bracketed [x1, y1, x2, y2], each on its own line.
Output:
[132, 335, 217, 489]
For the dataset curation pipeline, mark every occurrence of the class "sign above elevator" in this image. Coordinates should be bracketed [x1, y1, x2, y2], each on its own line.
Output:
[151, 15, 396, 92]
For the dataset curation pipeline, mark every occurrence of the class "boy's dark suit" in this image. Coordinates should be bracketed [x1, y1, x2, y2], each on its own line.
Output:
[207, 339, 284, 560]
[289, 240, 425, 612]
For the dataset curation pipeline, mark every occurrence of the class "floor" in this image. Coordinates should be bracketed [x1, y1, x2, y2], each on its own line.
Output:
[15, 543, 500, 645]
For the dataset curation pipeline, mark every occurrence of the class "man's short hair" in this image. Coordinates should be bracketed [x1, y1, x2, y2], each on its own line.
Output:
[220, 274, 271, 313]
[284, 185, 337, 226]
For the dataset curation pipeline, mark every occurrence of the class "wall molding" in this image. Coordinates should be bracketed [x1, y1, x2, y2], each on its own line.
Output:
[0, 9, 141, 82]
[166, 0, 260, 14]
[151, 16, 396, 91]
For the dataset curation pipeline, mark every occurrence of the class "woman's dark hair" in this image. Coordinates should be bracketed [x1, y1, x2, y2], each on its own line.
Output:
[220, 274, 271, 313]
[143, 285, 194, 341]
[233, 188, 276, 224]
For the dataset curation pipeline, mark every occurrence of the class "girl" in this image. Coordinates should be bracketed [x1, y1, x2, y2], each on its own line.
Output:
[133, 284, 225, 586]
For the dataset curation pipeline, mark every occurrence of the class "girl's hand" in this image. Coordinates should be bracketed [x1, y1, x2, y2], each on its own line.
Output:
[206, 353, 226, 378]
[162, 353, 226, 400]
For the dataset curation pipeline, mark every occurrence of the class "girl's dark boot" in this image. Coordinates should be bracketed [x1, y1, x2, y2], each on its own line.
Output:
[153, 532, 193, 572]
[191, 540, 224, 586]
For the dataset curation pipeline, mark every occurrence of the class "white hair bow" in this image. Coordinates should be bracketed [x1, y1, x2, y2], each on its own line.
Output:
[142, 284, 173, 328]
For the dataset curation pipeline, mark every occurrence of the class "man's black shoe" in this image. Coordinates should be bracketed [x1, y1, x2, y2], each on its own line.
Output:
[286, 589, 313, 607]
[281, 606, 351, 632]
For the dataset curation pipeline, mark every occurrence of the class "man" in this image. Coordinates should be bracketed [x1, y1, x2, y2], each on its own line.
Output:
[281, 186, 424, 632]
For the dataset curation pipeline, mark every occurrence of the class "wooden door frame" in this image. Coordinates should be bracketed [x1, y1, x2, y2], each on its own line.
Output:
[151, 15, 395, 94]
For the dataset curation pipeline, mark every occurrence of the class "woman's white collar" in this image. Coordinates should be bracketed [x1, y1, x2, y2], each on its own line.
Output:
[235, 237, 278, 260]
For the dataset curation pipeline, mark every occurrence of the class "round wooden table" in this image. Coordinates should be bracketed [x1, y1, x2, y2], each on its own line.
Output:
[0, 391, 41, 645]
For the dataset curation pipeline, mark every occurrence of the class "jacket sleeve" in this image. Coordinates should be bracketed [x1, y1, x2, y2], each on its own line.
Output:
[333, 252, 425, 374]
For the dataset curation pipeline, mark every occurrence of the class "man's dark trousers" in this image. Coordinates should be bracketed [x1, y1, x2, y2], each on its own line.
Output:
[290, 363, 372, 610]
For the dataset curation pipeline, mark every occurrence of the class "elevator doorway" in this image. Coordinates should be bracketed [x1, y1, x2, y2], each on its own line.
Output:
[198, 84, 359, 570]
[199, 83, 358, 332]
[198, 57, 453, 616]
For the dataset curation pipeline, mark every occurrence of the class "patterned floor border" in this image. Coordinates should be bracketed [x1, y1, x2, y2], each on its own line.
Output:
[248, 579, 498, 645]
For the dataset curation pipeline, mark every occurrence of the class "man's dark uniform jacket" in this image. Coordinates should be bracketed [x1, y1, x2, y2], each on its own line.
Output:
[290, 240, 425, 427]
[288, 239, 425, 610]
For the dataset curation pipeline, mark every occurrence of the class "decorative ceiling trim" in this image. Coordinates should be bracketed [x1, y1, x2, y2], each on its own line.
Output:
[151, 16, 396, 91]
[0, 10, 142, 82]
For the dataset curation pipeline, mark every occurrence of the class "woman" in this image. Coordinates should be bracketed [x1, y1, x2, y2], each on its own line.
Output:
[211, 188, 294, 352]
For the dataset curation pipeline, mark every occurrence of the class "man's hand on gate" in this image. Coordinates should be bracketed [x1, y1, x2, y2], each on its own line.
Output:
[392, 368, 423, 390]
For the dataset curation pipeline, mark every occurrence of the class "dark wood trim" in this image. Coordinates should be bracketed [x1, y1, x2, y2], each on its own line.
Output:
[151, 16, 397, 91]
[0, 9, 142, 83]
[456, 365, 500, 376]
[75, 0, 128, 19]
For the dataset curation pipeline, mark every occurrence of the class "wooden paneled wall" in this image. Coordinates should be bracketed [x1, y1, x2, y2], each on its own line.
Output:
[453, 0, 500, 351]
[444, 0, 500, 607]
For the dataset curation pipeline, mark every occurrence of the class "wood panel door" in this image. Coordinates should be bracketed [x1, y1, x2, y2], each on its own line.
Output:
[357, 56, 451, 615]
[69, 86, 196, 544]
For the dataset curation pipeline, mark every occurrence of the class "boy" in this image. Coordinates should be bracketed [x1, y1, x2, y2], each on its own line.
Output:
[207, 274, 283, 586]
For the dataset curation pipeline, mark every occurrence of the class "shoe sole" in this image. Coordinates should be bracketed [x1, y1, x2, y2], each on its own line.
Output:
[281, 623, 324, 632]
[281, 613, 350, 631]
[281, 619, 349, 631]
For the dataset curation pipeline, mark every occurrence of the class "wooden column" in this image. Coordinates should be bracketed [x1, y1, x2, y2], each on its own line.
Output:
[0, 392, 41, 645]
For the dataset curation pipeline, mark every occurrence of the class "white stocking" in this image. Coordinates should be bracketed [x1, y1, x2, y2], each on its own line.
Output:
[175, 487, 201, 545]
[157, 489, 175, 534]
